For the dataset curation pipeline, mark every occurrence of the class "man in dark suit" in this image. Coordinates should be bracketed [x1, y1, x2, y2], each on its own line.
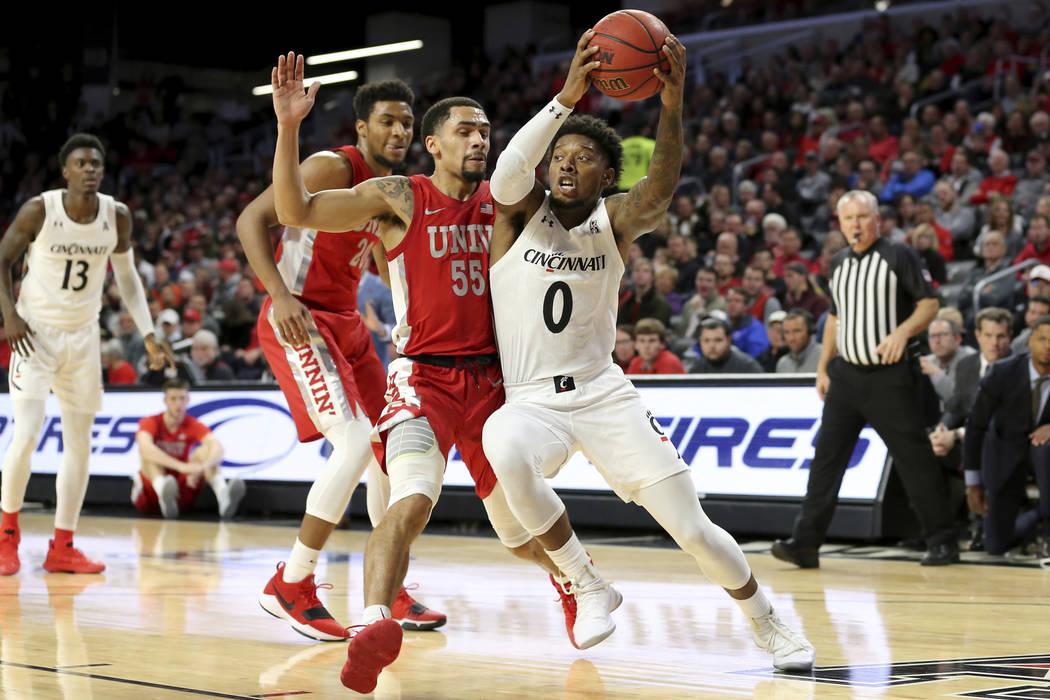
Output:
[962, 316, 1050, 556]
[938, 307, 1013, 432]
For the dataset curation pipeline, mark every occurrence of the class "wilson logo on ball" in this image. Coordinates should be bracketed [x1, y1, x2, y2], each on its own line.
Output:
[595, 77, 630, 92]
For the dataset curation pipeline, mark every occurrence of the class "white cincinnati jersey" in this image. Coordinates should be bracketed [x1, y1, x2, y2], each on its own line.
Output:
[490, 194, 623, 384]
[17, 189, 117, 330]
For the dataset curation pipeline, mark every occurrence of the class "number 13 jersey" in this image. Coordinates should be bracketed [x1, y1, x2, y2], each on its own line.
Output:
[17, 189, 117, 330]
[490, 194, 622, 384]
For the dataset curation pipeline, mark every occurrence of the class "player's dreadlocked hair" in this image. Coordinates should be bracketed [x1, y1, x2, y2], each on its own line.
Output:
[353, 80, 415, 121]
[550, 115, 624, 184]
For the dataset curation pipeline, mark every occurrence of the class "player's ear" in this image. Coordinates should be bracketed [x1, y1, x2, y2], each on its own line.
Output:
[425, 134, 440, 157]
[601, 167, 615, 188]
[355, 119, 368, 141]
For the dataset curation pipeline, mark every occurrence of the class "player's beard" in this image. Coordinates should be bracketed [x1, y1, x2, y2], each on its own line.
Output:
[372, 152, 405, 171]
[461, 167, 485, 184]
[549, 193, 589, 212]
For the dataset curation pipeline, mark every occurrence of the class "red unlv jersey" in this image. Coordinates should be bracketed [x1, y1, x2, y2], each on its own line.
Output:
[386, 176, 497, 356]
[274, 145, 379, 313]
[138, 413, 210, 462]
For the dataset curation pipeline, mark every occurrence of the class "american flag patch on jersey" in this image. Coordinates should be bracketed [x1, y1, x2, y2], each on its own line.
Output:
[922, 268, 932, 283]
[480, 202, 493, 214]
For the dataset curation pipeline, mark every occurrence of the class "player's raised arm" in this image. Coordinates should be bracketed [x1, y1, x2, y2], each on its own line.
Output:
[607, 35, 686, 242]
[491, 30, 600, 211]
[271, 52, 394, 232]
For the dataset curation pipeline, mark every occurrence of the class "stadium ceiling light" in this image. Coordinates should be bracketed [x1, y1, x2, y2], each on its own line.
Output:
[874, 0, 890, 10]
[306, 40, 424, 66]
[252, 70, 359, 96]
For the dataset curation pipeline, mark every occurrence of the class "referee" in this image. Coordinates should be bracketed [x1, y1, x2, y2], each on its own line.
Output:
[772, 190, 959, 567]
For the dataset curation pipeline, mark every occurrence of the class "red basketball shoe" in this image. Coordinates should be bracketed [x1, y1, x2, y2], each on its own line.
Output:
[42, 540, 105, 574]
[391, 584, 446, 631]
[550, 573, 578, 648]
[340, 618, 403, 693]
[0, 528, 19, 576]
[259, 562, 349, 641]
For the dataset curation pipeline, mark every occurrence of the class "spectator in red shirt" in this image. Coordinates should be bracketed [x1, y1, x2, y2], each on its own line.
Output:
[867, 115, 899, 166]
[970, 149, 1018, 205]
[613, 324, 637, 371]
[741, 264, 782, 324]
[627, 318, 685, 375]
[101, 339, 137, 385]
[713, 252, 741, 296]
[1013, 214, 1050, 268]
[772, 228, 818, 277]
[133, 377, 245, 519]
[915, 200, 955, 262]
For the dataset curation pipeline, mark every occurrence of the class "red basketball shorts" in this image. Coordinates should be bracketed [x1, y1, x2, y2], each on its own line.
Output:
[373, 355, 504, 499]
[257, 297, 387, 442]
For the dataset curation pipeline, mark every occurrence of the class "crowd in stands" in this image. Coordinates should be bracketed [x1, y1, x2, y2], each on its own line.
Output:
[2, 3, 1050, 391]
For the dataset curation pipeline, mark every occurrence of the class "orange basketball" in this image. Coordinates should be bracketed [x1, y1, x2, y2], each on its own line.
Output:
[588, 10, 671, 102]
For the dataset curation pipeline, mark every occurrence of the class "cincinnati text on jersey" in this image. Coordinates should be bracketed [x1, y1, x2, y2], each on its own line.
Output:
[48, 243, 110, 255]
[523, 249, 608, 272]
[427, 224, 493, 258]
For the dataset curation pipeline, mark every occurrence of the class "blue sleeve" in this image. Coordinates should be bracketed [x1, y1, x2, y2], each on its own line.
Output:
[744, 321, 770, 357]
[899, 170, 934, 197]
[878, 176, 900, 203]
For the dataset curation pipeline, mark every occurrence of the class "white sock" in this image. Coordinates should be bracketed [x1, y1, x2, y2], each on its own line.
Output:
[362, 604, 392, 625]
[151, 474, 173, 494]
[283, 538, 321, 583]
[736, 586, 773, 620]
[546, 534, 598, 587]
[208, 471, 229, 503]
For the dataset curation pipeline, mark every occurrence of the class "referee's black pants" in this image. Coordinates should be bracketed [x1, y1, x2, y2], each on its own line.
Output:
[792, 357, 956, 548]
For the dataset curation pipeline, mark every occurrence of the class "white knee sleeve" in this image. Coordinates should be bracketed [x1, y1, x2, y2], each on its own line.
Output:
[386, 418, 444, 508]
[306, 417, 374, 524]
[481, 409, 567, 537]
[365, 459, 390, 528]
[54, 411, 94, 531]
[1, 398, 46, 514]
[481, 482, 532, 548]
[635, 472, 752, 590]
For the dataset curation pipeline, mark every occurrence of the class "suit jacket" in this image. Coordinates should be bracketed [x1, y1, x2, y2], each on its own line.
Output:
[964, 353, 1048, 491]
[942, 352, 985, 429]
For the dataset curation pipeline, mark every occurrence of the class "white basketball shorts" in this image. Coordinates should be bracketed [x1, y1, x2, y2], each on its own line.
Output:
[492, 364, 687, 502]
[8, 318, 103, 413]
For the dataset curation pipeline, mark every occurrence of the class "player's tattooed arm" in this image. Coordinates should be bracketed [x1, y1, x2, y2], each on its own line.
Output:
[371, 176, 415, 226]
[608, 35, 686, 251]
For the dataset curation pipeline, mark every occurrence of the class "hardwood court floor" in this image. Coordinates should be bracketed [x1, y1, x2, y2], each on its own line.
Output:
[2, 512, 1049, 699]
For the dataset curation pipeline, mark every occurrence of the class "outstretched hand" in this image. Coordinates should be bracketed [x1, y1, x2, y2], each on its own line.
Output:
[558, 30, 600, 108]
[272, 52, 320, 126]
[655, 35, 686, 110]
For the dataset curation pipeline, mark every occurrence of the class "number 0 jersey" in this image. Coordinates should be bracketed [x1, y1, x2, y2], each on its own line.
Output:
[386, 176, 497, 356]
[490, 194, 622, 384]
[17, 189, 118, 330]
[274, 145, 379, 313]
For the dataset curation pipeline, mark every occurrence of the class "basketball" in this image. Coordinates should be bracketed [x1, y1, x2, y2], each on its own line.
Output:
[588, 10, 671, 102]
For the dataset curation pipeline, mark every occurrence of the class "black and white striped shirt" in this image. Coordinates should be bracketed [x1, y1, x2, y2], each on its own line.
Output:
[828, 238, 934, 366]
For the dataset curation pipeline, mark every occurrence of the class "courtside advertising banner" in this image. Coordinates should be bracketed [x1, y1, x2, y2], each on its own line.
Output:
[0, 383, 888, 500]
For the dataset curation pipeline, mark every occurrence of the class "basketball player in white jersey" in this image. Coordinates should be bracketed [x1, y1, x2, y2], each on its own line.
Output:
[483, 31, 816, 670]
[0, 134, 172, 575]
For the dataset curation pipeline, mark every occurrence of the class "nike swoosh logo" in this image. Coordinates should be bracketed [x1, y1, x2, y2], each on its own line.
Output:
[424, 207, 445, 215]
[273, 585, 296, 611]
